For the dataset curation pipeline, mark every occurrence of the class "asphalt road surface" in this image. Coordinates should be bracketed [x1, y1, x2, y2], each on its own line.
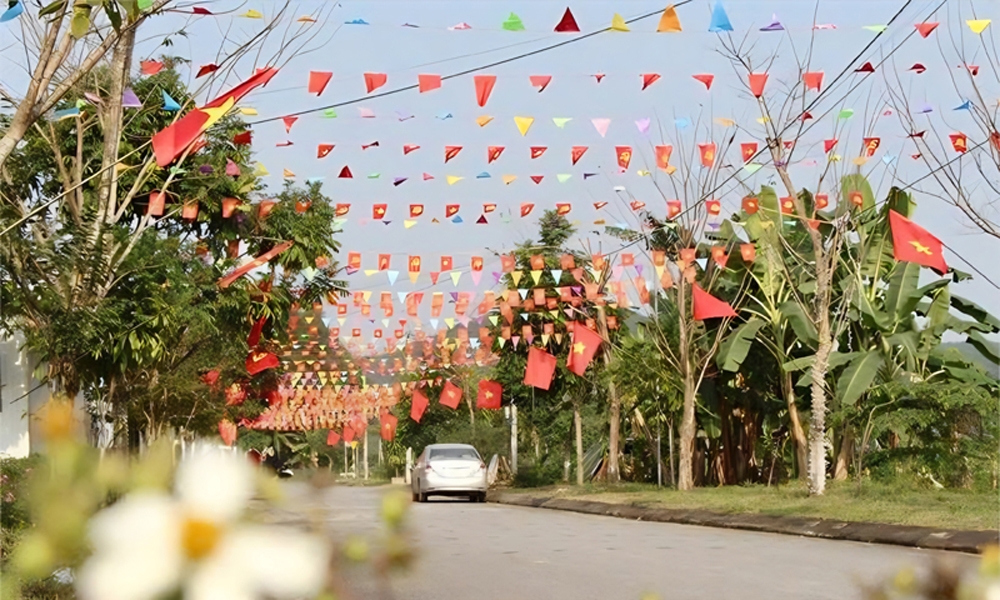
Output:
[279, 484, 977, 600]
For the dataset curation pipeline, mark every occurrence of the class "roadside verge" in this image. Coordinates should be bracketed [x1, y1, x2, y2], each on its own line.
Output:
[490, 492, 998, 553]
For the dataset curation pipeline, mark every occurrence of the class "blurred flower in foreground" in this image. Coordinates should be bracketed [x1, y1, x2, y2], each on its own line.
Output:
[76, 446, 329, 600]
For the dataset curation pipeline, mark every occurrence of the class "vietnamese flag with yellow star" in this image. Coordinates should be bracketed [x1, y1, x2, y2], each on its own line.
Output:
[566, 323, 602, 377]
[439, 380, 462, 409]
[889, 210, 947, 274]
[153, 67, 278, 167]
[476, 380, 502, 409]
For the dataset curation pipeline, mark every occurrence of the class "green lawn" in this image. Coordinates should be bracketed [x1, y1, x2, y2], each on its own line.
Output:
[504, 481, 1000, 531]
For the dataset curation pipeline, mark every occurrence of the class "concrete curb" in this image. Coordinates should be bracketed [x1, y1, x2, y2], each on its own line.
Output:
[490, 492, 998, 554]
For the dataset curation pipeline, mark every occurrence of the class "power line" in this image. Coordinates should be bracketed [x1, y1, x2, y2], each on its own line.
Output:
[247, 2, 693, 125]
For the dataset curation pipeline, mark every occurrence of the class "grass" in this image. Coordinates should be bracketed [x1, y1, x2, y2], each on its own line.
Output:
[504, 480, 1000, 531]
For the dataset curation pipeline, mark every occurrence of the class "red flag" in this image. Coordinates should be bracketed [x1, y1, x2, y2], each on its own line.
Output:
[233, 131, 252, 146]
[571, 146, 588, 165]
[803, 71, 824, 91]
[152, 68, 278, 166]
[530, 146, 547, 159]
[524, 347, 557, 390]
[706, 199, 721, 216]
[218, 420, 237, 446]
[141, 60, 164, 75]
[317, 143, 334, 158]
[444, 145, 462, 163]
[218, 241, 293, 288]
[692, 73, 714, 89]
[529, 75, 552, 92]
[418, 74, 441, 93]
[488, 146, 505, 163]
[667, 199, 682, 219]
[373, 204, 387, 219]
[889, 210, 947, 273]
[824, 138, 838, 153]
[246, 350, 279, 375]
[748, 72, 768, 97]
[308, 71, 333, 96]
[441, 256, 453, 271]
[411, 390, 429, 422]
[338, 166, 353, 178]
[641, 73, 661, 90]
[740, 243, 756, 262]
[282, 116, 298, 133]
[556, 203, 571, 216]
[656, 145, 673, 169]
[440, 380, 462, 409]
[915, 22, 938, 38]
[380, 412, 398, 441]
[521, 203, 535, 217]
[474, 74, 496, 107]
[616, 146, 632, 170]
[326, 430, 341, 446]
[740, 142, 757, 162]
[364, 72, 387, 93]
[855, 62, 875, 73]
[698, 143, 716, 167]
[949, 133, 968, 153]
[343, 425, 356, 444]
[815, 193, 829, 209]
[567, 324, 602, 377]
[196, 63, 219, 78]
[692, 285, 737, 320]
[862, 137, 881, 157]
[247, 316, 266, 347]
[476, 380, 502, 409]
[446, 204, 460, 217]
[742, 196, 759, 214]
[554, 8, 580, 32]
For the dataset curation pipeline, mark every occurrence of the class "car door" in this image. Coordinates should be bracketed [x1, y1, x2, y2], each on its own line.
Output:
[412, 449, 427, 492]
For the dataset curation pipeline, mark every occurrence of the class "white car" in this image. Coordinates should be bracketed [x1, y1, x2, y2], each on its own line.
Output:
[410, 443, 488, 502]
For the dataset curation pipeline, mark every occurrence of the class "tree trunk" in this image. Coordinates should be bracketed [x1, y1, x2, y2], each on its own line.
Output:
[834, 427, 854, 481]
[782, 371, 809, 479]
[574, 402, 584, 486]
[596, 305, 620, 483]
[808, 334, 832, 494]
[677, 282, 696, 491]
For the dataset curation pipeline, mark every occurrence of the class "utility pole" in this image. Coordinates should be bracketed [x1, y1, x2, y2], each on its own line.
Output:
[363, 430, 369, 480]
[506, 404, 518, 475]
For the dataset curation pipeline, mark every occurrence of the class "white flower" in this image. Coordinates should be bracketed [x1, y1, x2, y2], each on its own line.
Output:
[77, 445, 329, 600]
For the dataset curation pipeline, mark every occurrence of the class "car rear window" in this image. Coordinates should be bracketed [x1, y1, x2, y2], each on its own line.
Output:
[429, 447, 480, 460]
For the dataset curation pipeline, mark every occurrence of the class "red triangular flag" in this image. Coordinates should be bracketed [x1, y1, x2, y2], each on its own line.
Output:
[530, 175, 543, 184]
[855, 62, 875, 73]
[693, 73, 714, 89]
[418, 73, 441, 93]
[524, 347, 557, 390]
[411, 390, 429, 422]
[530, 146, 547, 159]
[641, 73, 661, 90]
[339, 166, 353, 178]
[317, 143, 334, 158]
[444, 145, 462, 163]
[593, 73, 605, 83]
[748, 72, 768, 97]
[529, 75, 552, 92]
[554, 7, 580, 32]
[571, 145, 588, 165]
[233, 131, 252, 145]
[889, 210, 947, 273]
[196, 63, 219, 78]
[476, 380, 502, 409]
[247, 316, 267, 347]
[824, 138, 838, 153]
[692, 285, 737, 321]
[246, 350, 279, 375]
[326, 429, 341, 446]
[487, 145, 504, 163]
[566, 324, 601, 377]
[439, 380, 462, 409]
[915, 22, 938, 38]
[282, 116, 298, 133]
[474, 74, 496, 107]
[364, 72, 387, 93]
[476, 214, 488, 224]
[803, 71, 823, 91]
[308, 71, 332, 96]
[140, 60, 164, 75]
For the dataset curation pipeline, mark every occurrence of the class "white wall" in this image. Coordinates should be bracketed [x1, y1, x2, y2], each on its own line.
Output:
[0, 332, 64, 457]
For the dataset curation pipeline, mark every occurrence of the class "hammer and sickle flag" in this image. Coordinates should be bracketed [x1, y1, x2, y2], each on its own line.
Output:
[616, 145, 632, 170]
[153, 67, 278, 167]
[862, 137, 881, 158]
[949, 133, 968, 153]
[488, 146, 505, 163]
[889, 210, 947, 273]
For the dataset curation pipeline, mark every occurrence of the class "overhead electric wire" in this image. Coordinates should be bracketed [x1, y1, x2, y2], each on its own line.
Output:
[247, 1, 694, 125]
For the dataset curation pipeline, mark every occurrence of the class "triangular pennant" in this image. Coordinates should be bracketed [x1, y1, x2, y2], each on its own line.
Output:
[657, 4, 682, 32]
[708, 2, 733, 32]
[554, 7, 580, 32]
[514, 116, 535, 136]
[474, 74, 497, 107]
[591, 118, 610, 137]
[610, 13, 629, 31]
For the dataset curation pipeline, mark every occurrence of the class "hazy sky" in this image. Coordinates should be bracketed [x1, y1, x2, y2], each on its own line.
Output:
[4, 0, 998, 340]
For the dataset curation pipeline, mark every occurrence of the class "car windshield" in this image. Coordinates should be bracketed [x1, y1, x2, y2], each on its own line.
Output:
[429, 447, 480, 460]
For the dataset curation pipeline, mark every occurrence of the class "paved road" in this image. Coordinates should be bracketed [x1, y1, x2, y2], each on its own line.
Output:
[279, 484, 976, 600]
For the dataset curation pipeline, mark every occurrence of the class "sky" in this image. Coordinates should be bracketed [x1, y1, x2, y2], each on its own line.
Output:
[3, 0, 999, 344]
